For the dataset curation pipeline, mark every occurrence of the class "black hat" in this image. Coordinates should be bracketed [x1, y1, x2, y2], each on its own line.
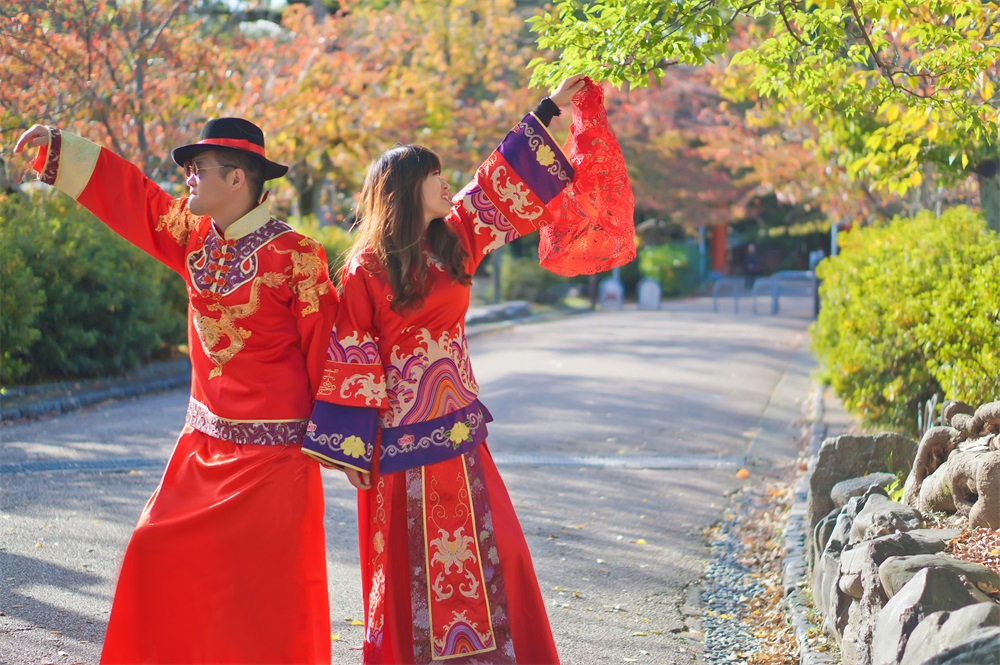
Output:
[171, 118, 288, 181]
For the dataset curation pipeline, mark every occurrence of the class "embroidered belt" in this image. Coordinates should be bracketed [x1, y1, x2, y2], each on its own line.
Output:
[185, 398, 308, 446]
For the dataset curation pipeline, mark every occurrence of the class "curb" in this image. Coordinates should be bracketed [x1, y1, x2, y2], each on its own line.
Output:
[2, 369, 191, 423]
[782, 385, 836, 665]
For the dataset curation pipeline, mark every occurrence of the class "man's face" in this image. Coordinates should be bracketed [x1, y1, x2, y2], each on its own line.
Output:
[185, 151, 235, 217]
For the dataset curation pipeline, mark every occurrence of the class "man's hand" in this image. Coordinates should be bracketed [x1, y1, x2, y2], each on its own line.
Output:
[13, 125, 50, 155]
[549, 74, 588, 109]
[345, 468, 372, 490]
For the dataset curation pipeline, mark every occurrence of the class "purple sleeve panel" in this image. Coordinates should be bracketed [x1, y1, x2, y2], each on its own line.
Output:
[302, 401, 378, 473]
[378, 399, 494, 474]
[496, 113, 574, 204]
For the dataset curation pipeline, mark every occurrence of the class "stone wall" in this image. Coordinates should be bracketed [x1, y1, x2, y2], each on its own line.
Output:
[806, 417, 1000, 665]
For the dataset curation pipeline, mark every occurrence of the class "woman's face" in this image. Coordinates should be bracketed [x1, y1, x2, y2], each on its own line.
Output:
[420, 169, 452, 226]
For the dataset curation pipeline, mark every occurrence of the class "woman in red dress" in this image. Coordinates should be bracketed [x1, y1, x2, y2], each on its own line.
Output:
[303, 75, 590, 664]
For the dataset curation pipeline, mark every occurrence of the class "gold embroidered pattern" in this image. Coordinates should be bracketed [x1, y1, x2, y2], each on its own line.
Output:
[535, 144, 555, 167]
[521, 120, 572, 182]
[192, 272, 286, 379]
[156, 199, 198, 246]
[271, 238, 332, 316]
[490, 166, 544, 222]
[341, 372, 388, 406]
[317, 367, 339, 397]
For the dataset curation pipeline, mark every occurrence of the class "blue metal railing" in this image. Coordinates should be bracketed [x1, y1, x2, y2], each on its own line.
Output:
[711, 277, 741, 313]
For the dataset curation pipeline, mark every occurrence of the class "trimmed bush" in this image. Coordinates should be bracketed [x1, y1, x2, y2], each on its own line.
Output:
[500, 251, 569, 303]
[0, 194, 45, 384]
[1, 192, 186, 384]
[811, 206, 1000, 436]
[639, 241, 701, 297]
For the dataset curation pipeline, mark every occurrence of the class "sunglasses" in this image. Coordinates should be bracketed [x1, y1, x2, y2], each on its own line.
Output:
[184, 161, 236, 178]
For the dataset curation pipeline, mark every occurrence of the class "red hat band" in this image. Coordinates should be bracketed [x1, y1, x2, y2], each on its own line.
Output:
[197, 138, 266, 157]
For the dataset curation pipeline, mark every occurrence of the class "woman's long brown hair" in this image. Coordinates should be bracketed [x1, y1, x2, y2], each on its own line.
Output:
[347, 144, 471, 314]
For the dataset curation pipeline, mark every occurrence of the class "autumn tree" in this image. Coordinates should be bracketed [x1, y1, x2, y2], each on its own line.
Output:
[0, 0, 237, 180]
[529, 1, 1000, 231]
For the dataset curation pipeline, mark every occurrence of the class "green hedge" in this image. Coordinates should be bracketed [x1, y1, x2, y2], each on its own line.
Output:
[639, 241, 701, 297]
[500, 251, 571, 303]
[1, 192, 187, 384]
[811, 206, 1000, 436]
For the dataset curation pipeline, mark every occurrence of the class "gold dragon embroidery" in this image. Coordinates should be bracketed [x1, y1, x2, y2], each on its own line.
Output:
[270, 239, 331, 316]
[155, 199, 198, 245]
[192, 272, 286, 379]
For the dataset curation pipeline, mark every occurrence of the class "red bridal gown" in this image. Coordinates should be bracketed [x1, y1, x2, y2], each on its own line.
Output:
[302, 107, 581, 664]
[31, 129, 337, 664]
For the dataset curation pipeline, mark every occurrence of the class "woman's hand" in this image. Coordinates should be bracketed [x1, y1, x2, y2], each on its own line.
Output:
[345, 468, 372, 490]
[549, 74, 588, 109]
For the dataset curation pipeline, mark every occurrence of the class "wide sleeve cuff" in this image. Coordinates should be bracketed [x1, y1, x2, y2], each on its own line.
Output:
[474, 113, 574, 237]
[302, 402, 378, 473]
[33, 128, 101, 200]
[316, 359, 387, 409]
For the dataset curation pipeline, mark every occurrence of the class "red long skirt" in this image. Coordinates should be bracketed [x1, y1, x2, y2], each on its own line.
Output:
[358, 443, 558, 664]
[100, 426, 331, 664]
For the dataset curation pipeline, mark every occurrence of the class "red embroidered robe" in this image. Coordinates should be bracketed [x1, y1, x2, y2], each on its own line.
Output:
[304, 112, 571, 663]
[31, 128, 337, 664]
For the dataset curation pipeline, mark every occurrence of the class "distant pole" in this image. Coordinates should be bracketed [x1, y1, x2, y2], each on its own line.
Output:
[698, 225, 706, 278]
[492, 245, 503, 304]
[831, 219, 840, 257]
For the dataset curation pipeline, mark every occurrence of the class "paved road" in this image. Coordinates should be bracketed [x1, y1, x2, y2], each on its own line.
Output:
[0, 296, 817, 664]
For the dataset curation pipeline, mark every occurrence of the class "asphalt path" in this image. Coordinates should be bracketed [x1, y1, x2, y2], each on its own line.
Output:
[0, 296, 816, 664]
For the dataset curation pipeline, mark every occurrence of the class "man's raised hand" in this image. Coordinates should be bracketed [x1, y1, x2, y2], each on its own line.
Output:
[13, 125, 50, 155]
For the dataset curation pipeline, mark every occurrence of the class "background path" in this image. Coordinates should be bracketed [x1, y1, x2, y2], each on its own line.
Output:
[1, 296, 817, 664]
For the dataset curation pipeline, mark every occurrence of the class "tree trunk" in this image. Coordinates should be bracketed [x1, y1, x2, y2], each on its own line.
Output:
[289, 166, 325, 220]
[975, 163, 1000, 233]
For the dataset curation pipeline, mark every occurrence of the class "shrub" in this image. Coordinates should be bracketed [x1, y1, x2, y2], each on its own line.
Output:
[0, 194, 45, 383]
[1, 192, 186, 383]
[811, 206, 1000, 436]
[500, 251, 569, 303]
[638, 241, 701, 296]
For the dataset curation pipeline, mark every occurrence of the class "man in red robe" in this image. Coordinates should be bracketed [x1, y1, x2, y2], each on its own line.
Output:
[14, 117, 338, 664]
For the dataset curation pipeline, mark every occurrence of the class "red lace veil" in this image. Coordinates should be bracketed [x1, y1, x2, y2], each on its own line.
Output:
[539, 78, 636, 276]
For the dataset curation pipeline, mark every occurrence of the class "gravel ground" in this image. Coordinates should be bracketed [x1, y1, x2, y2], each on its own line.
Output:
[700, 482, 834, 665]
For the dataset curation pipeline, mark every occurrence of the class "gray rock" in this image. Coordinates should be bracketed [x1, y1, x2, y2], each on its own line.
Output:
[814, 492, 875, 638]
[905, 528, 964, 551]
[818, 548, 853, 641]
[832, 472, 899, 510]
[839, 548, 866, 599]
[872, 567, 993, 665]
[807, 432, 917, 536]
[848, 493, 923, 545]
[879, 554, 1000, 599]
[850, 531, 950, 665]
[900, 602, 1000, 665]
[810, 509, 840, 573]
[842, 600, 861, 665]
[915, 627, 1000, 664]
